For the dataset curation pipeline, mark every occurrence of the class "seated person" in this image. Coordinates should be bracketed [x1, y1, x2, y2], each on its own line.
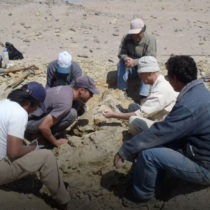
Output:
[0, 82, 73, 208]
[25, 76, 100, 147]
[46, 51, 82, 88]
[103, 56, 178, 135]
[114, 55, 210, 206]
[117, 18, 157, 103]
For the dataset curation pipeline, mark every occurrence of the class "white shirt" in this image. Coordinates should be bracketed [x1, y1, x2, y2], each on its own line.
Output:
[0, 99, 28, 160]
[135, 74, 178, 121]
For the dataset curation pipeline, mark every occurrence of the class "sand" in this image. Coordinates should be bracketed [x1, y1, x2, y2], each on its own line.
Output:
[1, 0, 210, 210]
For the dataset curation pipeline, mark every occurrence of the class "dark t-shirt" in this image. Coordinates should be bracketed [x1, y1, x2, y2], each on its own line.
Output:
[29, 86, 74, 121]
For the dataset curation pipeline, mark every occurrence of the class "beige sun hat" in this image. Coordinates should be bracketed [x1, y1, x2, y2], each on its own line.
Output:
[138, 56, 160, 73]
[128, 18, 145, 34]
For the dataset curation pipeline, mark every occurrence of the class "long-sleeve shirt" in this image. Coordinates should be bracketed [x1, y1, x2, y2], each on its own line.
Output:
[118, 33, 157, 66]
[135, 74, 178, 121]
[119, 80, 210, 169]
[46, 60, 82, 88]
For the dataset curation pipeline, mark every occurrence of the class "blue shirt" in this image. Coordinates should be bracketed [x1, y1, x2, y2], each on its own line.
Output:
[119, 79, 210, 169]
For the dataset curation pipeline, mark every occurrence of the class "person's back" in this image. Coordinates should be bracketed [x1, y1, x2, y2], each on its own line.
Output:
[0, 99, 27, 160]
[29, 85, 74, 119]
[46, 51, 82, 88]
[174, 80, 210, 168]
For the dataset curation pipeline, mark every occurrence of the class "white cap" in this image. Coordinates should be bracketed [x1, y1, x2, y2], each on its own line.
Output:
[138, 56, 160, 73]
[128, 18, 145, 34]
[57, 51, 72, 74]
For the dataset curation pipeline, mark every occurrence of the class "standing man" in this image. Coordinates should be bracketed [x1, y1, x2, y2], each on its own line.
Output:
[117, 18, 156, 104]
[46, 51, 82, 88]
[103, 56, 177, 135]
[114, 55, 210, 205]
[26, 76, 100, 147]
[0, 82, 73, 208]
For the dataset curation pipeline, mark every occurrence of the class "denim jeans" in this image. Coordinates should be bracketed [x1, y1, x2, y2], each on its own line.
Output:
[133, 147, 210, 200]
[117, 60, 150, 97]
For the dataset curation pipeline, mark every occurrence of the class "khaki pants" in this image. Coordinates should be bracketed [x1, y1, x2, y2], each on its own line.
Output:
[128, 116, 155, 136]
[0, 149, 70, 205]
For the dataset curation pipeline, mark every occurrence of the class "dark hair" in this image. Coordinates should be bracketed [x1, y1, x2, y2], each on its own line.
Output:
[7, 84, 40, 107]
[165, 55, 197, 84]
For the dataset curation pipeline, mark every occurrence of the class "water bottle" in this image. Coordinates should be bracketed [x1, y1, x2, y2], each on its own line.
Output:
[2, 49, 9, 68]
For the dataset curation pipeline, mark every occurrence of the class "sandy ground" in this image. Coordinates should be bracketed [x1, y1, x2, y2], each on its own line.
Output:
[1, 0, 210, 210]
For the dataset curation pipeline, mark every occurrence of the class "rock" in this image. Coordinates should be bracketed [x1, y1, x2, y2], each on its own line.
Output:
[94, 12, 101, 16]
[69, 28, 76, 32]
[77, 55, 89, 58]
[55, 29, 60, 33]
[23, 39, 30, 43]
[35, 12, 40, 16]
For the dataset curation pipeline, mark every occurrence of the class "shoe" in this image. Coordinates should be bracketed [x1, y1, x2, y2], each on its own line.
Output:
[122, 192, 156, 208]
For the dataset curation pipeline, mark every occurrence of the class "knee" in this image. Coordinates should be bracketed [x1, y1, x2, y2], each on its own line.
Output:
[128, 103, 140, 112]
[69, 108, 78, 120]
[39, 149, 55, 160]
[138, 149, 154, 164]
[128, 116, 139, 136]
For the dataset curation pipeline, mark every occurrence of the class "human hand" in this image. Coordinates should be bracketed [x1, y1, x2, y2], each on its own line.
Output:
[55, 138, 68, 147]
[113, 152, 124, 169]
[102, 109, 115, 118]
[125, 57, 135, 68]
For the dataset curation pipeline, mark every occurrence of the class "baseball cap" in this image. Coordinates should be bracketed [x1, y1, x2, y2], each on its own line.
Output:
[75, 76, 100, 95]
[57, 51, 72, 74]
[137, 56, 160, 73]
[27, 82, 46, 111]
[128, 18, 145, 35]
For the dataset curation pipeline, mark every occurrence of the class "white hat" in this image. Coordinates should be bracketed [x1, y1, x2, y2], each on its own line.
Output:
[128, 18, 145, 34]
[138, 56, 160, 73]
[57, 51, 72, 74]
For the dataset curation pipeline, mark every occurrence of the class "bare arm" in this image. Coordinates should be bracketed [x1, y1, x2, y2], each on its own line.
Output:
[7, 135, 36, 159]
[102, 109, 136, 120]
[39, 114, 67, 147]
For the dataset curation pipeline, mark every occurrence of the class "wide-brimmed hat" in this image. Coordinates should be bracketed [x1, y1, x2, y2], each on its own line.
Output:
[128, 18, 145, 35]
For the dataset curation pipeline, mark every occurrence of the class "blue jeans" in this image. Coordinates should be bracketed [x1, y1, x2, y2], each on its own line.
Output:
[117, 60, 150, 97]
[133, 147, 210, 200]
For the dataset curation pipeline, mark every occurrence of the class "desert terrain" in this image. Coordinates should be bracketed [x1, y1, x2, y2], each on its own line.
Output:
[0, 0, 210, 210]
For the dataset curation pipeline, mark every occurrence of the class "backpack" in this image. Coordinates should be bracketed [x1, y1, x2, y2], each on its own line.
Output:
[5, 42, 24, 60]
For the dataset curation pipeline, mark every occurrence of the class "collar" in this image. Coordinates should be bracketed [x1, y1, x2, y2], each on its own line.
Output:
[177, 79, 203, 101]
